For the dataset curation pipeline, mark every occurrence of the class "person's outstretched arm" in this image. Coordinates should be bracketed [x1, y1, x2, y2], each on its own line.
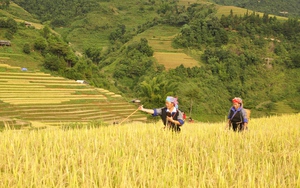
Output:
[139, 105, 154, 114]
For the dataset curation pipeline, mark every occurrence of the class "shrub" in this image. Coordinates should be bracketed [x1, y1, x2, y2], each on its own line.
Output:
[23, 43, 31, 54]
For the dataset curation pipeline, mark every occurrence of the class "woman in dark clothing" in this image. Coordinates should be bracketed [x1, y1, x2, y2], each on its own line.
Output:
[139, 96, 184, 132]
[226, 97, 249, 132]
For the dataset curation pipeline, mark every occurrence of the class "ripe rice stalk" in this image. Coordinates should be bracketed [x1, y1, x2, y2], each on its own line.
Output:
[0, 114, 299, 187]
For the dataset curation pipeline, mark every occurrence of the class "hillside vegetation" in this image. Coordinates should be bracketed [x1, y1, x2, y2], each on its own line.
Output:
[0, 0, 299, 122]
[210, 0, 300, 18]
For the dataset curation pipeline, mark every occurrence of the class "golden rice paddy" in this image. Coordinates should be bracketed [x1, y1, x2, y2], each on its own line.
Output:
[0, 114, 299, 187]
[153, 52, 200, 70]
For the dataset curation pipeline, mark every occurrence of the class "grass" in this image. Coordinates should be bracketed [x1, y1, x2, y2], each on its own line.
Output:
[178, 0, 210, 6]
[273, 101, 298, 114]
[2, 2, 40, 23]
[153, 52, 200, 70]
[55, 0, 161, 52]
[0, 30, 44, 70]
[0, 113, 299, 187]
[132, 25, 181, 52]
[215, 5, 288, 21]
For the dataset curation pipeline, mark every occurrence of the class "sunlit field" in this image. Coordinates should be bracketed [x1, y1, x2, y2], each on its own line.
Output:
[215, 5, 288, 21]
[0, 114, 299, 187]
[153, 52, 200, 70]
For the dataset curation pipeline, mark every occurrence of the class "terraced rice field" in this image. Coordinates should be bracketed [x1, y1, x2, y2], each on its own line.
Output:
[0, 64, 147, 129]
[178, 0, 207, 6]
[153, 52, 200, 70]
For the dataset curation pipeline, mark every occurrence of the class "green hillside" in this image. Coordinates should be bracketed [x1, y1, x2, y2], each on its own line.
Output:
[0, 0, 299, 123]
[210, 0, 300, 18]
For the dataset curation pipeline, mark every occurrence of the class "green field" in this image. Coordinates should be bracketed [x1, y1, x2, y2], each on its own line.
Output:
[131, 24, 202, 69]
[215, 5, 288, 20]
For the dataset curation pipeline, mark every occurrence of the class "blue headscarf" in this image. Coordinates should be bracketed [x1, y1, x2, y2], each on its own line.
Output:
[166, 96, 179, 109]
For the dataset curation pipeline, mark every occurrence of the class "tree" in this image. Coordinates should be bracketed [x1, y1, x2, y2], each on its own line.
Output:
[109, 24, 126, 43]
[290, 53, 300, 68]
[137, 38, 154, 57]
[44, 54, 66, 71]
[23, 43, 31, 54]
[175, 13, 189, 25]
[84, 47, 102, 63]
[0, 0, 10, 9]
[138, 74, 178, 108]
[42, 26, 51, 38]
[183, 86, 202, 118]
[34, 38, 48, 51]
[48, 41, 69, 56]
[6, 18, 17, 33]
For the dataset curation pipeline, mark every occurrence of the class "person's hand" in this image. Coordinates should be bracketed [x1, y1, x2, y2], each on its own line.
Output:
[225, 123, 230, 130]
[167, 116, 174, 123]
[138, 105, 144, 111]
[244, 123, 248, 130]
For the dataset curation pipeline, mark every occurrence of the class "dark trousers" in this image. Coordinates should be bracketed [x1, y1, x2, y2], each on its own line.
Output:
[231, 122, 244, 132]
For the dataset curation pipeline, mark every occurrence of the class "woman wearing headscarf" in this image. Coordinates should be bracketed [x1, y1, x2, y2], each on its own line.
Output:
[226, 97, 249, 132]
[139, 96, 185, 132]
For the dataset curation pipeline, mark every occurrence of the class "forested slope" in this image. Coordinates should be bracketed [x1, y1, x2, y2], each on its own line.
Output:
[210, 0, 300, 17]
[1, 0, 299, 122]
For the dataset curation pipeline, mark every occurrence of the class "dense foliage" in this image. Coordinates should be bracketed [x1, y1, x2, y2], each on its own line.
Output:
[168, 4, 300, 120]
[0, 17, 18, 39]
[3, 1, 300, 121]
[12, 0, 99, 26]
[0, 0, 10, 9]
[107, 3, 299, 121]
[209, 0, 300, 18]
[93, 2, 300, 120]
